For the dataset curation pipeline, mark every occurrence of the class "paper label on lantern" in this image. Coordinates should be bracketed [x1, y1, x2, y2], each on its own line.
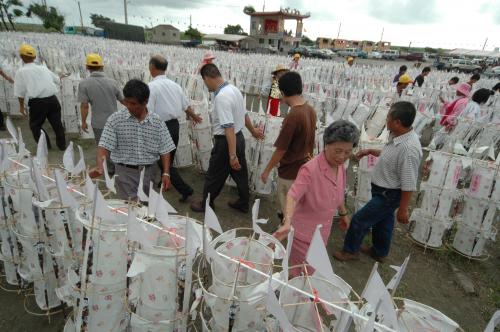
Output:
[470, 174, 481, 194]
[452, 165, 462, 187]
[367, 155, 378, 169]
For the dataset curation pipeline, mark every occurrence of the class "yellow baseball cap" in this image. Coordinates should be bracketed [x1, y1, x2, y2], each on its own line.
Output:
[347, 57, 354, 62]
[293, 53, 301, 59]
[398, 74, 413, 84]
[86, 53, 103, 67]
[19, 44, 36, 57]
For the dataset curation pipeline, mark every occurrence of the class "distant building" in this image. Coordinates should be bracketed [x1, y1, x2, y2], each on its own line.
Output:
[203, 34, 258, 51]
[246, 8, 310, 52]
[150, 24, 180, 44]
[103, 22, 145, 43]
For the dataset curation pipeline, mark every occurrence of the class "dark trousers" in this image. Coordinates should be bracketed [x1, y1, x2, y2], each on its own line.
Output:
[343, 183, 401, 257]
[159, 119, 193, 196]
[28, 95, 66, 150]
[0, 110, 4, 128]
[203, 131, 249, 208]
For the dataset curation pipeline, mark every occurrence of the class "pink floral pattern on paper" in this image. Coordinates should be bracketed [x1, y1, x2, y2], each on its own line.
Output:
[470, 174, 481, 194]
[148, 293, 156, 302]
[104, 294, 112, 301]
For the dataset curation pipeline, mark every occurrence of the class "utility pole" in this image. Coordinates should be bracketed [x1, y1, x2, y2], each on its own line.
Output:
[124, 0, 128, 24]
[263, 0, 265, 12]
[336, 22, 341, 39]
[482, 37, 488, 51]
[77, 1, 84, 30]
[189, 14, 192, 27]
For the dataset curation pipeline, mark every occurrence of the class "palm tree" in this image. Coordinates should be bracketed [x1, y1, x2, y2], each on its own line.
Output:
[0, 0, 25, 31]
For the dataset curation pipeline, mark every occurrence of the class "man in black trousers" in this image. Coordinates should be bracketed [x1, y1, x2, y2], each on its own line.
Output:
[147, 55, 202, 202]
[14, 44, 66, 150]
[190, 64, 263, 213]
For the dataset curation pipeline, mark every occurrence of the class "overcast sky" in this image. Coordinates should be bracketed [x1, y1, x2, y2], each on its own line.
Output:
[21, 0, 500, 50]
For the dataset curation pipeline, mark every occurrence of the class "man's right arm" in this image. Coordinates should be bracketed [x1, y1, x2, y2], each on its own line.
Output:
[80, 102, 90, 132]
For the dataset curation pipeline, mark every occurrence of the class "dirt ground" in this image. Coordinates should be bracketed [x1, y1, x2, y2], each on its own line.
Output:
[0, 102, 498, 332]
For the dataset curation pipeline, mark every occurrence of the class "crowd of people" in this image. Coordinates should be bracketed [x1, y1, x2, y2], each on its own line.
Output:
[2, 43, 499, 273]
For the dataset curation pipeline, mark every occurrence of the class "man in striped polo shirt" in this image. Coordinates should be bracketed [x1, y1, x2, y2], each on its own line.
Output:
[334, 101, 422, 262]
[90, 79, 175, 200]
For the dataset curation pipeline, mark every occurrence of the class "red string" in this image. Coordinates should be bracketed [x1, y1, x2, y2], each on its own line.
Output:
[312, 288, 320, 303]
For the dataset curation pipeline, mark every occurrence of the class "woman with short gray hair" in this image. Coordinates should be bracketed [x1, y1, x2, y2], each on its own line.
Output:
[273, 120, 359, 278]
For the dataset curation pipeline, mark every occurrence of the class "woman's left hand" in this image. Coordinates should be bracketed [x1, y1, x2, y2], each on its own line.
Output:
[339, 215, 351, 232]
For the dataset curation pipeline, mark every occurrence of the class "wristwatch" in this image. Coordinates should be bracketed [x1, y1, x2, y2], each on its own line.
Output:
[162, 173, 170, 177]
[230, 155, 237, 160]
[338, 210, 348, 217]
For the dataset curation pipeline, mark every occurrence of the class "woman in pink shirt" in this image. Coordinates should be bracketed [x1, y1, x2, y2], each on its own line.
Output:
[273, 120, 360, 277]
[438, 82, 471, 130]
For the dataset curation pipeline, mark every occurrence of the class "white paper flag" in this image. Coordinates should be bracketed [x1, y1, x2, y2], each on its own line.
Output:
[147, 181, 158, 216]
[17, 128, 28, 158]
[54, 169, 79, 209]
[484, 310, 500, 332]
[155, 190, 177, 227]
[6, 117, 17, 144]
[127, 210, 159, 249]
[137, 167, 148, 202]
[386, 255, 410, 293]
[266, 273, 295, 332]
[32, 163, 50, 202]
[306, 225, 335, 281]
[252, 199, 268, 235]
[205, 194, 222, 234]
[362, 266, 399, 330]
[186, 219, 201, 260]
[36, 130, 48, 170]
[95, 187, 115, 220]
[85, 174, 95, 200]
[204, 231, 230, 275]
[63, 142, 75, 172]
[360, 309, 376, 332]
[102, 156, 116, 193]
[72, 145, 86, 174]
[282, 226, 294, 281]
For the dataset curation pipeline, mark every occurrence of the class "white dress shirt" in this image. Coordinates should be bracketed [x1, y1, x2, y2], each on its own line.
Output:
[14, 62, 59, 100]
[212, 83, 246, 136]
[147, 75, 189, 121]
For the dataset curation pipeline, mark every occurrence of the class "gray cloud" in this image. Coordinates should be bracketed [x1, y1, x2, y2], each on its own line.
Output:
[366, 0, 439, 24]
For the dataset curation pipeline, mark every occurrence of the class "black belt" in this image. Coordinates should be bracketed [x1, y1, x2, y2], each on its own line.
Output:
[214, 131, 242, 139]
[117, 163, 152, 170]
[29, 95, 56, 102]
[165, 119, 179, 123]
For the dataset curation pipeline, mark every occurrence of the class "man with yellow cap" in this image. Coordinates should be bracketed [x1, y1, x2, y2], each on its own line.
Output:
[77, 53, 124, 175]
[14, 44, 66, 150]
[345, 57, 355, 81]
[396, 74, 413, 97]
[289, 53, 301, 70]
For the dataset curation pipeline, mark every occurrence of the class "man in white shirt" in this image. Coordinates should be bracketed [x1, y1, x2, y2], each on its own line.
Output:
[190, 64, 263, 213]
[14, 44, 66, 150]
[147, 55, 202, 202]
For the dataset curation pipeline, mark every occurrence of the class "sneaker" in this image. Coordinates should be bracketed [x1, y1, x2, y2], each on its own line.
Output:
[332, 250, 359, 262]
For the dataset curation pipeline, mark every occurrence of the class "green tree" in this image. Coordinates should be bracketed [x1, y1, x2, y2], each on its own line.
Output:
[0, 0, 25, 31]
[90, 13, 113, 29]
[224, 24, 246, 35]
[184, 26, 202, 41]
[28, 4, 65, 32]
[243, 5, 255, 15]
[301, 35, 314, 46]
